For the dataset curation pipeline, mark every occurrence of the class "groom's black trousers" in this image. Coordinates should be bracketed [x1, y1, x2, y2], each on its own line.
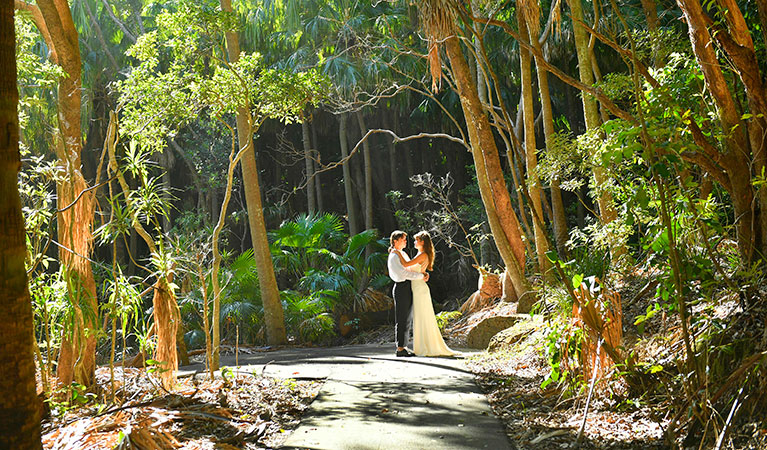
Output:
[393, 280, 413, 348]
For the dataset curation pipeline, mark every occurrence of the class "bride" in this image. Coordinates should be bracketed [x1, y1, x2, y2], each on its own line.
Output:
[391, 231, 455, 357]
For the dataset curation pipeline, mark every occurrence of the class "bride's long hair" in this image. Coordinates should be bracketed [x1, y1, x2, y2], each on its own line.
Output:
[414, 231, 435, 271]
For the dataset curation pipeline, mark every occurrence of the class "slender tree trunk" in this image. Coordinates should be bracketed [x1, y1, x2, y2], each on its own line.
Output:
[339, 113, 359, 235]
[0, 4, 42, 446]
[532, 23, 568, 256]
[311, 118, 323, 212]
[220, 0, 286, 345]
[473, 8, 496, 268]
[356, 111, 374, 232]
[385, 112, 398, 192]
[567, 0, 624, 259]
[107, 112, 179, 389]
[302, 119, 316, 214]
[519, 15, 550, 275]
[640, 0, 659, 31]
[210, 130, 247, 370]
[82, 0, 118, 70]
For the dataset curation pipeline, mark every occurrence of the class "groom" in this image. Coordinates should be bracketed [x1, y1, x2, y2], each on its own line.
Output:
[387, 230, 429, 357]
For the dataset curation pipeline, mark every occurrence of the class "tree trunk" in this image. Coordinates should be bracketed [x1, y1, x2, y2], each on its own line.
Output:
[677, 0, 760, 261]
[210, 128, 246, 370]
[302, 119, 316, 214]
[531, 19, 568, 256]
[107, 112, 179, 389]
[311, 118, 323, 211]
[220, 0, 287, 345]
[339, 113, 359, 235]
[519, 15, 550, 276]
[356, 111, 374, 232]
[385, 112, 398, 192]
[444, 35, 534, 311]
[26, 0, 99, 389]
[640, 0, 659, 31]
[0, 4, 42, 446]
[567, 0, 624, 259]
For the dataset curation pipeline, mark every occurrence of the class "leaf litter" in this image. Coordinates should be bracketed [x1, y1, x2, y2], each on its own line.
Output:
[41, 366, 321, 449]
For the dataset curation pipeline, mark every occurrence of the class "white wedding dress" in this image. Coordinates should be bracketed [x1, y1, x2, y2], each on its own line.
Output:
[410, 263, 455, 357]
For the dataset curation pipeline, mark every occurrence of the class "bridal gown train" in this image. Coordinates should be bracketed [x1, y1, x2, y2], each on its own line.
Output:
[410, 264, 455, 357]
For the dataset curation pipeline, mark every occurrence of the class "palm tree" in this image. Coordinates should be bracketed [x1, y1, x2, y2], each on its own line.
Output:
[270, 212, 347, 282]
[299, 230, 388, 309]
[0, 3, 42, 447]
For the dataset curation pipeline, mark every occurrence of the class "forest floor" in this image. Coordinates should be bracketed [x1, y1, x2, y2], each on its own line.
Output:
[40, 364, 321, 449]
[38, 282, 767, 449]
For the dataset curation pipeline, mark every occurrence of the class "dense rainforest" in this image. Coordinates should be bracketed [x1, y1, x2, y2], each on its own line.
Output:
[1, 0, 767, 448]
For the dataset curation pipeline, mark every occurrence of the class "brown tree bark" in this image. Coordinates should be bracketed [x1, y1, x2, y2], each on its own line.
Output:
[0, 3, 42, 447]
[220, 0, 287, 346]
[519, 14, 550, 275]
[530, 17, 569, 257]
[640, 0, 659, 31]
[677, 0, 761, 261]
[443, 35, 535, 311]
[19, 0, 100, 388]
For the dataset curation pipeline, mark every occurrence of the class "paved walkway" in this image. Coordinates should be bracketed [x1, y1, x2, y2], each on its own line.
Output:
[180, 344, 511, 450]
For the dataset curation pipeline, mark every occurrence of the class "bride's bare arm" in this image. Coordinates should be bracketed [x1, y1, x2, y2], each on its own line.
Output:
[401, 252, 427, 269]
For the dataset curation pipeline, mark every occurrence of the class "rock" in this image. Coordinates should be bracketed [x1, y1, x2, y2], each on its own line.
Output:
[488, 315, 542, 352]
[466, 314, 527, 349]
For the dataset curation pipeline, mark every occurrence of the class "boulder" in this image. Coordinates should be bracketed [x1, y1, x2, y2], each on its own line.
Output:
[466, 314, 527, 349]
[488, 315, 542, 352]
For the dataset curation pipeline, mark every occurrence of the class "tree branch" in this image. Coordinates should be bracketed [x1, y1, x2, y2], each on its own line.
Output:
[15, 0, 57, 62]
[469, 14, 637, 124]
[100, 0, 137, 43]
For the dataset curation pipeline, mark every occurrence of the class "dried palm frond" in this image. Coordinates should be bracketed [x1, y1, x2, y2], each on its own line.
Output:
[356, 288, 394, 313]
[460, 269, 501, 315]
[416, 0, 458, 92]
[518, 0, 541, 38]
[552, 0, 562, 36]
[569, 282, 623, 382]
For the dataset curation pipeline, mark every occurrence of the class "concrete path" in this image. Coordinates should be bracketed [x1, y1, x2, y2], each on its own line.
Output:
[180, 344, 511, 450]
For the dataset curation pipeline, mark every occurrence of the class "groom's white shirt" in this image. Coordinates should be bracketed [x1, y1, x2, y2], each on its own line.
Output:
[388, 251, 424, 283]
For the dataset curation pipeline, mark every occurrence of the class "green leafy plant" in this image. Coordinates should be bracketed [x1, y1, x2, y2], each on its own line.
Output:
[436, 311, 461, 334]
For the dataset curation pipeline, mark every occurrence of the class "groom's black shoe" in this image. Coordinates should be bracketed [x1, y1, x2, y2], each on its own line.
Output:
[396, 349, 415, 357]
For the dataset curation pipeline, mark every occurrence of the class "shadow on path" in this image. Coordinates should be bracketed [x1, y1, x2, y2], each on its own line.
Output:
[180, 344, 511, 449]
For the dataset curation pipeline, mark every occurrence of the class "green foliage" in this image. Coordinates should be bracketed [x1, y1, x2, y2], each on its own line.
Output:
[117, 0, 330, 154]
[435, 310, 461, 334]
[270, 213, 346, 281]
[539, 319, 579, 391]
[272, 214, 389, 315]
[281, 290, 336, 343]
[30, 271, 70, 364]
[15, 14, 62, 151]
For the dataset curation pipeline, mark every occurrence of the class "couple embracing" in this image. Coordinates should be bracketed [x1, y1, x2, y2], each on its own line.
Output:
[387, 230, 456, 358]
